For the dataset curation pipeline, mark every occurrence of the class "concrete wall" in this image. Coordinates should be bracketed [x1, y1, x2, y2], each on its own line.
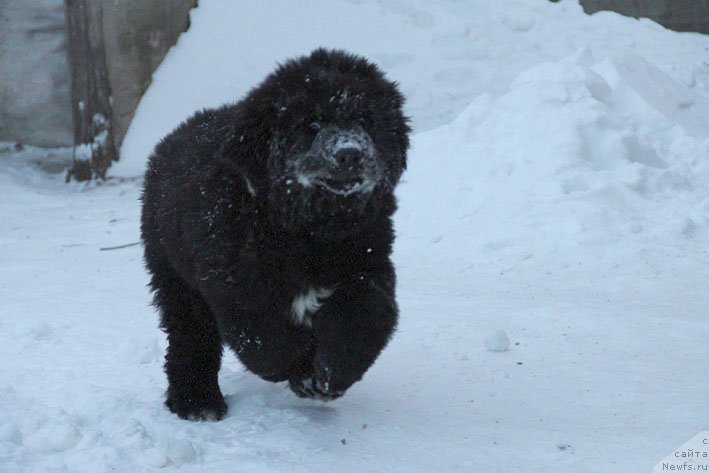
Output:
[0, 0, 196, 150]
[580, 0, 709, 34]
[0, 0, 73, 147]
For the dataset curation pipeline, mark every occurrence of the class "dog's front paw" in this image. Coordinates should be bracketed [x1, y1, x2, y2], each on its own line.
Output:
[165, 388, 228, 421]
[312, 353, 359, 397]
[288, 374, 343, 401]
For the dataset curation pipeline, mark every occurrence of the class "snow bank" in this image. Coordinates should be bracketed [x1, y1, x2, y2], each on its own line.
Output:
[112, 0, 709, 178]
[395, 51, 709, 275]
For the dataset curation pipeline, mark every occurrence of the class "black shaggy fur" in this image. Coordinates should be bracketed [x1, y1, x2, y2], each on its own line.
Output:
[141, 49, 410, 421]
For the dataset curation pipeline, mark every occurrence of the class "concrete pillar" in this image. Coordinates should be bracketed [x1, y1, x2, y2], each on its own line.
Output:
[0, 0, 196, 161]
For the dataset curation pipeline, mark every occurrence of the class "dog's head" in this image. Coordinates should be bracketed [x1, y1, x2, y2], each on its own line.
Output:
[239, 49, 410, 239]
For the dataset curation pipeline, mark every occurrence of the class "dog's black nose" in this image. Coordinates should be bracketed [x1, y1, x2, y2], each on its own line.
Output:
[334, 148, 364, 171]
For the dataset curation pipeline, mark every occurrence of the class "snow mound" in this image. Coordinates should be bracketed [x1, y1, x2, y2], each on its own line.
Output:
[111, 0, 709, 179]
[484, 329, 511, 352]
[395, 51, 709, 274]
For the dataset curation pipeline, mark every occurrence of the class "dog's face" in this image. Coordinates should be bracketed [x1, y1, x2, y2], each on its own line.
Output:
[258, 49, 410, 239]
[286, 123, 380, 197]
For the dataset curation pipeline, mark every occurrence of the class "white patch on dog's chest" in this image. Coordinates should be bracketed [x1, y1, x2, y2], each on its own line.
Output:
[291, 287, 334, 328]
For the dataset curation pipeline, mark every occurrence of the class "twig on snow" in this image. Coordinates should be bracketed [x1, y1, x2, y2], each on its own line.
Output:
[99, 242, 141, 251]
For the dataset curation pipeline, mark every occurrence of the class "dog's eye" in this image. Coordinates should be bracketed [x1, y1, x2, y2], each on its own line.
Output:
[309, 121, 322, 132]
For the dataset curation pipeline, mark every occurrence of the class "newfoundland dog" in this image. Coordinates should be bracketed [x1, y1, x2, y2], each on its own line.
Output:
[141, 48, 410, 421]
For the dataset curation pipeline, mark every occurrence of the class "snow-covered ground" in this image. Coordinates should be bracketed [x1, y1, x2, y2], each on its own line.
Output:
[2, 1, 708, 472]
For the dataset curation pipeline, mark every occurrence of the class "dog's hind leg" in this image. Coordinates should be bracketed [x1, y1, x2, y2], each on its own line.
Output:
[150, 263, 227, 421]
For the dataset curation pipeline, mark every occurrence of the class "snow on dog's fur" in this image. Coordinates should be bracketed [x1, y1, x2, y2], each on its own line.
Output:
[140, 49, 410, 421]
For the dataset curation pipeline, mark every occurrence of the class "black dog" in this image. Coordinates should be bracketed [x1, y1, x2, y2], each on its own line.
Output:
[141, 49, 410, 421]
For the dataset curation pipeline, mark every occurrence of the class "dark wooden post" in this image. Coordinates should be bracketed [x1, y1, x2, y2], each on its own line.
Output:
[64, 0, 117, 181]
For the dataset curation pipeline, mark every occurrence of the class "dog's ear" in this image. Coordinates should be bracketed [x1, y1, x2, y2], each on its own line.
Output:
[388, 85, 411, 167]
[215, 106, 274, 197]
[396, 115, 411, 171]
[213, 137, 258, 199]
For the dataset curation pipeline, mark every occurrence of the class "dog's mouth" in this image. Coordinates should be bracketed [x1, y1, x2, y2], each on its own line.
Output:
[312, 176, 370, 196]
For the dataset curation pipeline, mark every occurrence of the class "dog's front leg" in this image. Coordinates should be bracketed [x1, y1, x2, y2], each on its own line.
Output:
[295, 265, 398, 399]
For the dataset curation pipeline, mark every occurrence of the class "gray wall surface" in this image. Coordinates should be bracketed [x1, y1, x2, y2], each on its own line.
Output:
[0, 0, 196, 150]
[580, 0, 709, 34]
[0, 0, 73, 147]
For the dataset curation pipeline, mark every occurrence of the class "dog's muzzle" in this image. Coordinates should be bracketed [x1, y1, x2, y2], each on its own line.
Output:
[293, 125, 382, 196]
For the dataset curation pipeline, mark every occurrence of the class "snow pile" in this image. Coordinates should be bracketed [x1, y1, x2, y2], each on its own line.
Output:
[484, 329, 511, 352]
[112, 0, 709, 178]
[395, 51, 709, 275]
